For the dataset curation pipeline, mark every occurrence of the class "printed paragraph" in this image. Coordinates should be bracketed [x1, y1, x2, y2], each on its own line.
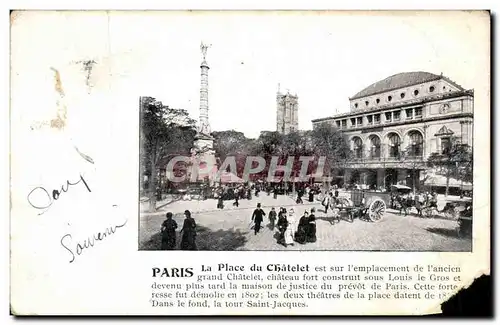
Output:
[149, 263, 462, 310]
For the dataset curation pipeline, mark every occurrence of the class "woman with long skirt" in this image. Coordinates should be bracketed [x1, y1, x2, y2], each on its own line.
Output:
[306, 208, 317, 243]
[284, 208, 297, 246]
[295, 211, 309, 244]
[180, 210, 197, 250]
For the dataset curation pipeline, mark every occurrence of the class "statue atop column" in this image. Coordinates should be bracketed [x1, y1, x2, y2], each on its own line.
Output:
[200, 42, 211, 61]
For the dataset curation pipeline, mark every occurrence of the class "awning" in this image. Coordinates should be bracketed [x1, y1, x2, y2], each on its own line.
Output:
[218, 171, 245, 184]
[391, 184, 412, 191]
[423, 173, 472, 188]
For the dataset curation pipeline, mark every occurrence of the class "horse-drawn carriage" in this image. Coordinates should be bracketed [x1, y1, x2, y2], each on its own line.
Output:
[334, 190, 389, 223]
[391, 184, 471, 221]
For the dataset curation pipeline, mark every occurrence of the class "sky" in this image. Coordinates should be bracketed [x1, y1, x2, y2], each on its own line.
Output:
[12, 11, 489, 139]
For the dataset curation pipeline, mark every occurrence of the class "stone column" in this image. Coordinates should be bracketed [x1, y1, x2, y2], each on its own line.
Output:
[460, 120, 472, 145]
[199, 60, 211, 135]
[423, 125, 429, 158]
[377, 169, 385, 190]
[360, 170, 367, 186]
[400, 109, 407, 120]
[397, 169, 408, 186]
[344, 169, 352, 185]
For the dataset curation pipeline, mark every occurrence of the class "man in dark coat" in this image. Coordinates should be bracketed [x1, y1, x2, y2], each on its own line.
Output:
[296, 189, 304, 204]
[251, 203, 266, 235]
[308, 189, 314, 202]
[268, 207, 277, 230]
[217, 196, 224, 209]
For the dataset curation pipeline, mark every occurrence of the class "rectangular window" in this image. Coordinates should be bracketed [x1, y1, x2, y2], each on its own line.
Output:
[385, 112, 392, 122]
[374, 114, 381, 124]
[336, 121, 341, 128]
[415, 107, 423, 118]
[393, 111, 401, 121]
[367, 115, 373, 125]
[357, 117, 363, 125]
[406, 108, 413, 119]
[441, 137, 452, 154]
[350, 118, 356, 127]
[341, 119, 347, 128]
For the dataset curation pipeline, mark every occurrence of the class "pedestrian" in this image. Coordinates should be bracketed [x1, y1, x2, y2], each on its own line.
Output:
[180, 210, 197, 250]
[307, 208, 317, 243]
[284, 208, 297, 246]
[161, 212, 178, 250]
[233, 195, 239, 207]
[217, 196, 224, 209]
[251, 203, 266, 235]
[268, 207, 277, 230]
[296, 192, 303, 204]
[285, 208, 297, 246]
[295, 211, 309, 244]
[273, 187, 278, 199]
[308, 189, 314, 202]
[322, 192, 331, 214]
[276, 209, 288, 246]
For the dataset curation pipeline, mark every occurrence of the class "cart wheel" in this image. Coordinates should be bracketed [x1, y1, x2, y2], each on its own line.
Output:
[368, 199, 386, 222]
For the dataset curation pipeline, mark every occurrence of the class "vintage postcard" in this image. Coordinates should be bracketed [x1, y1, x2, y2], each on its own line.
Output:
[10, 10, 490, 315]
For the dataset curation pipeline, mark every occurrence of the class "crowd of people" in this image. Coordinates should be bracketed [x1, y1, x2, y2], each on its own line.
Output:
[212, 182, 324, 210]
[250, 203, 317, 247]
[158, 183, 346, 250]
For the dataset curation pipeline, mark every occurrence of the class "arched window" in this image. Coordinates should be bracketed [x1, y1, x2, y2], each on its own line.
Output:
[408, 131, 424, 157]
[388, 133, 401, 158]
[352, 137, 363, 159]
[369, 135, 381, 159]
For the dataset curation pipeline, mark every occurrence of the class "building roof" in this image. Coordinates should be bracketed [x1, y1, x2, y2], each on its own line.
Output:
[350, 71, 464, 100]
[311, 89, 473, 123]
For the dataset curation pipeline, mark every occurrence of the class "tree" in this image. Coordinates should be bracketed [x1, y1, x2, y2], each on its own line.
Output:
[140, 96, 196, 211]
[427, 137, 473, 197]
[212, 130, 256, 176]
[310, 123, 352, 186]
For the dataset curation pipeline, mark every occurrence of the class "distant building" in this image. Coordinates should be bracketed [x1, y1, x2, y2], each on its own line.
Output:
[312, 71, 473, 192]
[276, 90, 299, 134]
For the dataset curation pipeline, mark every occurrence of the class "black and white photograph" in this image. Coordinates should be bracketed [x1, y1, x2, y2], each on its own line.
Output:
[139, 12, 476, 252]
[8, 9, 491, 316]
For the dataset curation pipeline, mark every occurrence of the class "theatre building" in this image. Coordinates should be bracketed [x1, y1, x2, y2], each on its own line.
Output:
[311, 71, 473, 191]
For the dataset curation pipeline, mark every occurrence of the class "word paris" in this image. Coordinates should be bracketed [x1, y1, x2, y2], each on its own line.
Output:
[167, 155, 331, 183]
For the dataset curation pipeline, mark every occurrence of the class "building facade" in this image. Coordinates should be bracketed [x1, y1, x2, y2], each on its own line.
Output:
[276, 90, 299, 134]
[311, 71, 473, 191]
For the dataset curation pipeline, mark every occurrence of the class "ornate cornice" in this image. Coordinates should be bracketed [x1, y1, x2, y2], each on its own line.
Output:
[312, 89, 474, 123]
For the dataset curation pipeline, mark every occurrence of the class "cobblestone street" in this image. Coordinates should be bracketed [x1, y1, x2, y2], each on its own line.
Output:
[139, 194, 471, 251]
